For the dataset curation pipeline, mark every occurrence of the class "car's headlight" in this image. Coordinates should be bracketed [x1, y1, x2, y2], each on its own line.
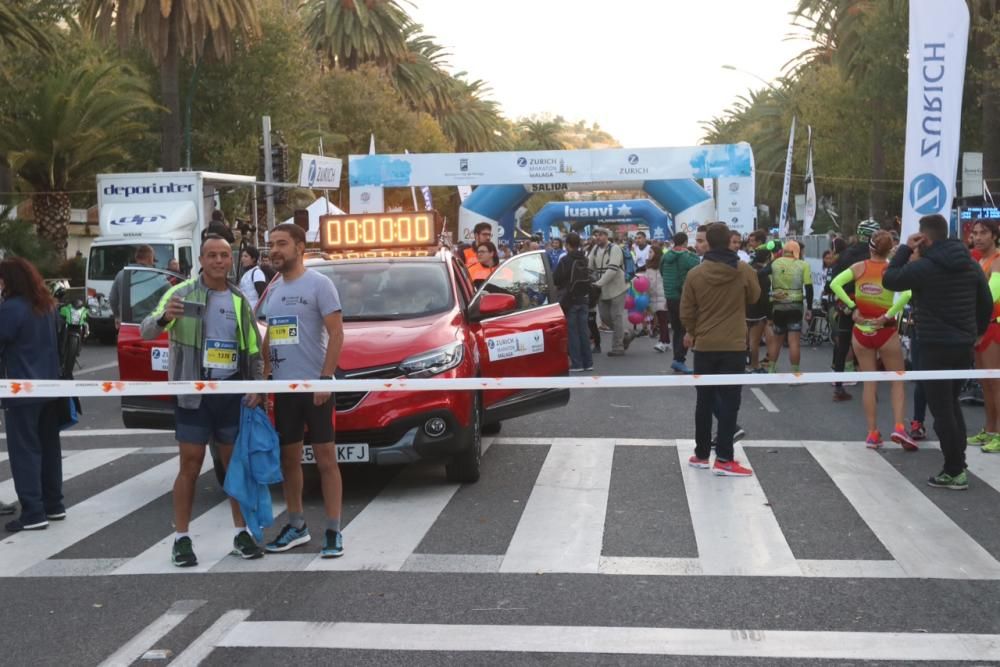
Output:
[399, 342, 464, 378]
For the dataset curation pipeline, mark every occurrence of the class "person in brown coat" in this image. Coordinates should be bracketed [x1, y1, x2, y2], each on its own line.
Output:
[680, 222, 761, 476]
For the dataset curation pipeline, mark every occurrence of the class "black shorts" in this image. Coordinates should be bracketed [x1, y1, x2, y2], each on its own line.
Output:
[273, 393, 335, 446]
[770, 308, 803, 335]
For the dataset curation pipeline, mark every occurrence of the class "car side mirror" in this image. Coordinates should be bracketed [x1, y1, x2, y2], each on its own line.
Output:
[470, 293, 516, 321]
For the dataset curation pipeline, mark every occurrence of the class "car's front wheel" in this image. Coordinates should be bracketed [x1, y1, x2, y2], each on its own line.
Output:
[446, 393, 482, 483]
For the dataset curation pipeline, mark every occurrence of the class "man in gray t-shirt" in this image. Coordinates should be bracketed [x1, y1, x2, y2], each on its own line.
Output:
[261, 269, 341, 381]
[204, 290, 240, 381]
[261, 224, 346, 559]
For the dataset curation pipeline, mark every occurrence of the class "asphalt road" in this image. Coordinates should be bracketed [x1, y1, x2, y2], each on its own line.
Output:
[1, 334, 998, 666]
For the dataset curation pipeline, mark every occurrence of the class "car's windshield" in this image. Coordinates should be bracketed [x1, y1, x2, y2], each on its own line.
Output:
[88, 243, 178, 281]
[318, 261, 452, 321]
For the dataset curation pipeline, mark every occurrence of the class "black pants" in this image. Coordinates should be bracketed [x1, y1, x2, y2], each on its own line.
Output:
[587, 310, 600, 350]
[3, 399, 64, 523]
[667, 299, 687, 363]
[910, 333, 926, 423]
[918, 343, 973, 475]
[832, 311, 853, 385]
[693, 351, 744, 462]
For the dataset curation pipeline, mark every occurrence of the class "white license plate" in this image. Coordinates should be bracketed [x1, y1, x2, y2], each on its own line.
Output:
[301, 443, 369, 464]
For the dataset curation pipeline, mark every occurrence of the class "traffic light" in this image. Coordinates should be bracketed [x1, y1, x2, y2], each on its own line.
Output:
[257, 133, 289, 204]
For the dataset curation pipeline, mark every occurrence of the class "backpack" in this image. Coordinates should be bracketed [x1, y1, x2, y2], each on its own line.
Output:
[560, 254, 592, 307]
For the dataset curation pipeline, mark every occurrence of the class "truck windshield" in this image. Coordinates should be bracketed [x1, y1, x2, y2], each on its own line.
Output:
[315, 262, 452, 321]
[88, 244, 177, 281]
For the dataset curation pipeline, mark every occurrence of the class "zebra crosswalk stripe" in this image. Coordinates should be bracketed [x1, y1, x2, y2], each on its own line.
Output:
[6, 438, 1000, 580]
[677, 441, 799, 576]
[806, 441, 1000, 579]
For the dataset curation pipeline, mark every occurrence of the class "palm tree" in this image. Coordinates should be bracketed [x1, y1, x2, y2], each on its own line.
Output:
[304, 0, 411, 69]
[391, 24, 454, 114]
[0, 3, 52, 52]
[0, 59, 158, 254]
[80, 0, 262, 171]
[436, 76, 510, 152]
[517, 118, 567, 151]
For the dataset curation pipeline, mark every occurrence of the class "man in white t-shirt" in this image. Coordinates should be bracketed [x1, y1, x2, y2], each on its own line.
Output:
[238, 247, 268, 312]
[633, 231, 652, 271]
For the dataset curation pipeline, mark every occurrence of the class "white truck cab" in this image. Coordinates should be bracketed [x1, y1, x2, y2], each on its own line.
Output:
[87, 171, 256, 341]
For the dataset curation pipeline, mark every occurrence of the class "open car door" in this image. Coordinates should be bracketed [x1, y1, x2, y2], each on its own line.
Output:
[117, 267, 185, 428]
[469, 251, 569, 424]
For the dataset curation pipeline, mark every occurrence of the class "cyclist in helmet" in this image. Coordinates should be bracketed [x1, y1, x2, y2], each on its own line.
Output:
[829, 219, 882, 401]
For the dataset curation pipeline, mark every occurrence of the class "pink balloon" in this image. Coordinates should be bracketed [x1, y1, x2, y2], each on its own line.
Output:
[628, 311, 645, 325]
[624, 295, 636, 310]
[632, 276, 650, 293]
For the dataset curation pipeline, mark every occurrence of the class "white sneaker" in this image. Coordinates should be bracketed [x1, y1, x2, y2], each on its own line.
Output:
[653, 342, 669, 353]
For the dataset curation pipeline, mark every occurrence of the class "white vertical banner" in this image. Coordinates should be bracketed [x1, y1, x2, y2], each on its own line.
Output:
[901, 0, 969, 239]
[350, 134, 385, 214]
[716, 176, 755, 235]
[778, 115, 796, 237]
[803, 126, 817, 235]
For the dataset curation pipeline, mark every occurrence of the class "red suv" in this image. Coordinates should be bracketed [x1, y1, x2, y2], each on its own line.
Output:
[116, 245, 569, 483]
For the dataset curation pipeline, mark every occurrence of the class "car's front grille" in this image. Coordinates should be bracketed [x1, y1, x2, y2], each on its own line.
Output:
[335, 364, 402, 412]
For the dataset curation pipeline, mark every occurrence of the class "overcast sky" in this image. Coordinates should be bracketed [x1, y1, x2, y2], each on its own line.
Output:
[408, 0, 808, 148]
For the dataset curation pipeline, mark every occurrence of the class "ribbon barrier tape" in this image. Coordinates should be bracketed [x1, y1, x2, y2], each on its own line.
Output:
[0, 369, 998, 399]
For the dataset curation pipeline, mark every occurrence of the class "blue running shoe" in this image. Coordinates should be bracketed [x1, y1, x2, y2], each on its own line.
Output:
[321, 529, 344, 559]
[671, 361, 693, 374]
[265, 523, 311, 553]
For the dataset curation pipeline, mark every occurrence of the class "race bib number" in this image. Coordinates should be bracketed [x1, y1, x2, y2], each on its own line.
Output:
[268, 316, 300, 346]
[203, 339, 238, 370]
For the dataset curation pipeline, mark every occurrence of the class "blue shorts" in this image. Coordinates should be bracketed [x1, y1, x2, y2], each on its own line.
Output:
[175, 394, 242, 445]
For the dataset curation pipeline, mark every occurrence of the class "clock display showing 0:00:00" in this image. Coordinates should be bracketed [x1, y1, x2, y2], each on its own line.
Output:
[323, 215, 433, 247]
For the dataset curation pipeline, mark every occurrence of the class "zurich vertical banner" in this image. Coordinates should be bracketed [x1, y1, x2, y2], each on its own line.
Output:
[778, 116, 796, 237]
[901, 0, 969, 239]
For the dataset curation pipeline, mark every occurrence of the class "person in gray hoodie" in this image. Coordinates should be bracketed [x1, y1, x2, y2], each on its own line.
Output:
[589, 227, 630, 355]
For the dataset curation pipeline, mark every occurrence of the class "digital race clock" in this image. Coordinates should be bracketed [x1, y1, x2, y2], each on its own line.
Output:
[319, 212, 439, 250]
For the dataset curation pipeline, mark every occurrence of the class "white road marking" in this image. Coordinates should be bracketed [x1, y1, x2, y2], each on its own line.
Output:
[171, 609, 251, 667]
[750, 387, 780, 412]
[402, 554, 502, 573]
[96, 599, 205, 667]
[74, 361, 119, 376]
[308, 466, 460, 572]
[0, 428, 170, 440]
[0, 447, 137, 504]
[218, 621, 1000, 661]
[807, 441, 1000, 579]
[500, 438, 614, 573]
[677, 442, 799, 576]
[0, 456, 180, 576]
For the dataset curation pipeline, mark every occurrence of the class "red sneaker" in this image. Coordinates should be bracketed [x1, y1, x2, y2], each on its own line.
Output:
[713, 459, 753, 477]
[891, 425, 919, 451]
[688, 455, 710, 469]
[909, 420, 927, 441]
[865, 430, 883, 449]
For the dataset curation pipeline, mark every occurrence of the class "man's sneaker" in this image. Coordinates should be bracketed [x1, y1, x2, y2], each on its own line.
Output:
[5, 518, 48, 533]
[583, 366, 594, 371]
[45, 511, 67, 521]
[688, 455, 710, 469]
[320, 529, 344, 558]
[909, 420, 927, 441]
[265, 524, 311, 553]
[967, 430, 996, 446]
[653, 342, 669, 353]
[927, 470, 969, 490]
[865, 430, 883, 449]
[569, 367, 585, 372]
[982, 437, 1000, 454]
[172, 536, 198, 567]
[832, 388, 852, 402]
[713, 460, 753, 477]
[232, 530, 265, 560]
[890, 426, 919, 451]
[671, 361, 693, 374]
[733, 426, 746, 442]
